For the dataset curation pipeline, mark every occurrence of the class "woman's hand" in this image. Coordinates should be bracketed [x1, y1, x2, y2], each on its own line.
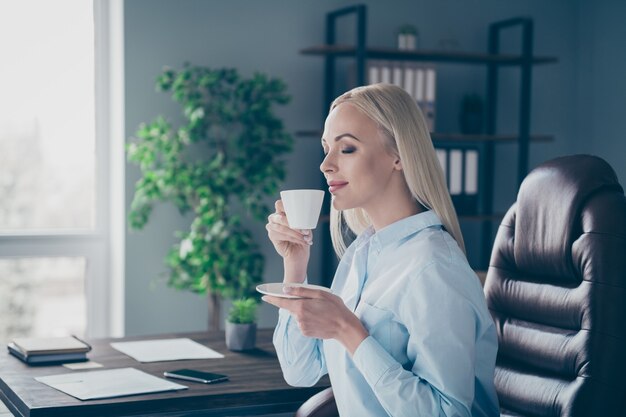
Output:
[266, 200, 312, 281]
[262, 286, 369, 355]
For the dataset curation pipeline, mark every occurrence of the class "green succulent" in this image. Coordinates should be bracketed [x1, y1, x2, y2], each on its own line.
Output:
[228, 298, 258, 324]
[398, 24, 418, 35]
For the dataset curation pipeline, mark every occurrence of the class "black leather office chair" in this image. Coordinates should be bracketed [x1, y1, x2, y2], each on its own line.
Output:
[485, 154, 626, 416]
[295, 387, 337, 417]
[296, 154, 626, 417]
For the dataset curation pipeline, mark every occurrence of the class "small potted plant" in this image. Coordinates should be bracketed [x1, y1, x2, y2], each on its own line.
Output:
[225, 298, 258, 351]
[398, 24, 418, 50]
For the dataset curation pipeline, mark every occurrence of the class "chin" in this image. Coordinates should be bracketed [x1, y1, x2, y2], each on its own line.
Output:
[331, 196, 354, 211]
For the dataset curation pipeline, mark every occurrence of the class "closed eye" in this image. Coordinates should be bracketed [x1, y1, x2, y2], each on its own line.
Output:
[322, 146, 356, 155]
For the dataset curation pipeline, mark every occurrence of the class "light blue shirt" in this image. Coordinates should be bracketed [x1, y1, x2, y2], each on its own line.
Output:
[273, 210, 500, 417]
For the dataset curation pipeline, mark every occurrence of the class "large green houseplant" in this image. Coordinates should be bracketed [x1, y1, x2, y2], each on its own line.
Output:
[127, 64, 293, 330]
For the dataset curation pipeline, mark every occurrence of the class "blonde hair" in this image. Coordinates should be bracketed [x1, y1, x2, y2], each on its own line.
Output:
[328, 83, 465, 257]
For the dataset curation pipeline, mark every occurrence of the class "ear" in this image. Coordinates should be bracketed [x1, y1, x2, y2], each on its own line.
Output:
[393, 157, 403, 171]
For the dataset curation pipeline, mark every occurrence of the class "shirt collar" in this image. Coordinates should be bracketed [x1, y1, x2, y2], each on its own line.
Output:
[355, 210, 443, 252]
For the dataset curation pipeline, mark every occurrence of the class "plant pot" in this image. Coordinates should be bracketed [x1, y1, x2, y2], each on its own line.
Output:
[225, 321, 257, 351]
[398, 33, 417, 50]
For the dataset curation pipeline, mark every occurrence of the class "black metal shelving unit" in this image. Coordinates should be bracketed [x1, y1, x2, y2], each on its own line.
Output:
[302, 4, 557, 285]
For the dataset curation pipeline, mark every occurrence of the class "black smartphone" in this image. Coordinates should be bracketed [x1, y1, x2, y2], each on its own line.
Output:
[163, 368, 229, 384]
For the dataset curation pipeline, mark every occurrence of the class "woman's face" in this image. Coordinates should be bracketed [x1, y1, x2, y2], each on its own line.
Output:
[320, 103, 401, 212]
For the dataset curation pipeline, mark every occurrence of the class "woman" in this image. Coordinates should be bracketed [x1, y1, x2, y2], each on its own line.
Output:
[263, 84, 499, 417]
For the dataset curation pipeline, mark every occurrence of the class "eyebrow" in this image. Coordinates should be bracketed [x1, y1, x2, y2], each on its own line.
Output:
[321, 133, 361, 144]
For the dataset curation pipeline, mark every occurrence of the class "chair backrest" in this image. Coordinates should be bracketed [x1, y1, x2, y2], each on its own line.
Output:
[484, 155, 626, 416]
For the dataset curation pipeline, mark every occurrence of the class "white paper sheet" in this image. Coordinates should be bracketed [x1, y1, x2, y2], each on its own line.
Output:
[35, 367, 187, 400]
[110, 338, 224, 362]
[63, 361, 103, 370]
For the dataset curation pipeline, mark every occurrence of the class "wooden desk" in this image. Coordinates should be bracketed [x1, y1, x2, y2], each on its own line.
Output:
[0, 329, 330, 417]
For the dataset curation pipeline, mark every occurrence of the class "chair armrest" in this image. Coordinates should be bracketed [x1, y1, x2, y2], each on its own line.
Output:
[295, 387, 338, 417]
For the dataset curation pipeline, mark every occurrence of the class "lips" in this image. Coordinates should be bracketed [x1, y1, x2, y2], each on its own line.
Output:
[328, 180, 348, 194]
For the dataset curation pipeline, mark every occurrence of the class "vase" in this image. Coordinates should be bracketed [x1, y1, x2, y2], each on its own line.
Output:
[225, 321, 257, 351]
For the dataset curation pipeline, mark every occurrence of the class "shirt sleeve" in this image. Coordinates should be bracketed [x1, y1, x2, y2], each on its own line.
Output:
[351, 261, 479, 417]
[273, 307, 328, 387]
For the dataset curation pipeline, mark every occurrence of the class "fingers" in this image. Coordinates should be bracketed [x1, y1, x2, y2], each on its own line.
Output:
[262, 295, 297, 310]
[267, 211, 289, 227]
[275, 199, 285, 214]
[261, 295, 282, 308]
[283, 286, 329, 299]
[270, 200, 311, 234]
[269, 208, 307, 233]
[266, 222, 312, 245]
[266, 205, 312, 246]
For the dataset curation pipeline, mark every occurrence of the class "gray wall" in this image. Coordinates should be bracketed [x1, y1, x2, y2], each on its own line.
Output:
[124, 0, 625, 336]
[577, 0, 626, 183]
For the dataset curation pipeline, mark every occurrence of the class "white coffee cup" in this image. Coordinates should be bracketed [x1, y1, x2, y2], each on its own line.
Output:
[280, 189, 325, 230]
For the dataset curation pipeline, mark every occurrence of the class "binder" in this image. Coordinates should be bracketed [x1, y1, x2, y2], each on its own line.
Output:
[465, 150, 478, 194]
[414, 67, 424, 108]
[449, 149, 463, 195]
[392, 65, 403, 87]
[403, 66, 415, 99]
[380, 64, 391, 84]
[368, 62, 379, 84]
[425, 67, 436, 132]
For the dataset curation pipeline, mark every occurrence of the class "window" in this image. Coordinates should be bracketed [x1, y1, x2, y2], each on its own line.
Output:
[0, 258, 86, 341]
[0, 0, 125, 342]
[0, 1, 96, 232]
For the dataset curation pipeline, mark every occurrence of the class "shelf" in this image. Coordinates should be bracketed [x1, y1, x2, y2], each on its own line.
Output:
[296, 130, 554, 143]
[300, 45, 558, 66]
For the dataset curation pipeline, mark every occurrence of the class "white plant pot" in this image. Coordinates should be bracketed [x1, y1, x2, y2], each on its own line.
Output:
[225, 321, 257, 351]
[398, 33, 417, 50]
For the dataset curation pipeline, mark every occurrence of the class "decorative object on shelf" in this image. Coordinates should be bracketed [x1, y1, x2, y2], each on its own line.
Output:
[225, 298, 258, 351]
[397, 24, 418, 50]
[127, 64, 293, 331]
[459, 94, 484, 134]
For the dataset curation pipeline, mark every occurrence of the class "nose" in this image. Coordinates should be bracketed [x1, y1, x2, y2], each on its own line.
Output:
[320, 152, 336, 174]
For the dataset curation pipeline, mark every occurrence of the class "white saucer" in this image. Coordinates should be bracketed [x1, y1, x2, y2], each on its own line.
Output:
[256, 283, 332, 299]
